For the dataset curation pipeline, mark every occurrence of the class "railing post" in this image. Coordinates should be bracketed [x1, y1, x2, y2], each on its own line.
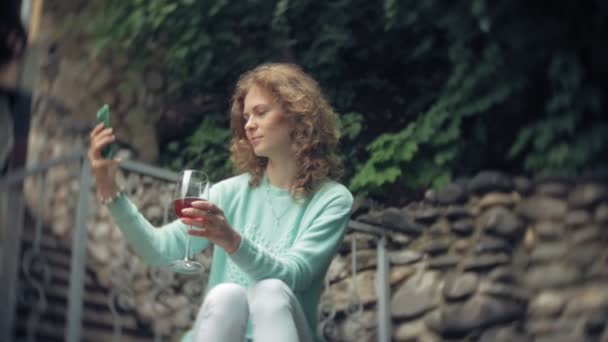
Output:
[376, 233, 392, 342]
[65, 157, 91, 342]
[0, 184, 26, 342]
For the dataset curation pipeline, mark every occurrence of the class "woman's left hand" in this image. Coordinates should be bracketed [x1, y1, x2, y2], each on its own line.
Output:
[180, 201, 241, 255]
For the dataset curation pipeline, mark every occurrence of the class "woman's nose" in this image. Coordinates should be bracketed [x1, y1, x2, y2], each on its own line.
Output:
[245, 117, 256, 130]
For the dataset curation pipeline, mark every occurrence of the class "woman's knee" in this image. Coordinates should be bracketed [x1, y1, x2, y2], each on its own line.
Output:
[193, 283, 248, 341]
[203, 282, 248, 310]
[249, 279, 293, 316]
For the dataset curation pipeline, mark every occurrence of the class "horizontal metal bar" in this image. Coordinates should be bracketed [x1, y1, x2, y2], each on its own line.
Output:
[118, 160, 180, 182]
[0, 153, 180, 188]
[347, 219, 385, 236]
[0, 152, 83, 188]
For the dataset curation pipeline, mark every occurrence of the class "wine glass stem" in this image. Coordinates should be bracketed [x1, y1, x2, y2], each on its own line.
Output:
[184, 226, 192, 260]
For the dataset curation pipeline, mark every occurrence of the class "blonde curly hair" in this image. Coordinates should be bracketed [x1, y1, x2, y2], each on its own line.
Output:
[229, 63, 343, 199]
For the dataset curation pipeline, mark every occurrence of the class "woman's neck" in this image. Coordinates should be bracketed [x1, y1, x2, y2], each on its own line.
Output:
[266, 158, 297, 189]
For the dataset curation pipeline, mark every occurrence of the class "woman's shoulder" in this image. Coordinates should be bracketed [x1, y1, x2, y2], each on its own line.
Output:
[211, 173, 252, 193]
[312, 179, 354, 206]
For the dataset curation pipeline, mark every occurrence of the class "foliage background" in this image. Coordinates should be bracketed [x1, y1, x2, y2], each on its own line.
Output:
[86, 0, 607, 203]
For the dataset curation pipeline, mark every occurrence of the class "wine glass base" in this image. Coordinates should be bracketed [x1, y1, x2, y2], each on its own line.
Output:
[169, 260, 204, 274]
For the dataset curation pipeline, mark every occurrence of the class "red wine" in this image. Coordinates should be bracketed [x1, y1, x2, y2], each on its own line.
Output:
[173, 198, 206, 222]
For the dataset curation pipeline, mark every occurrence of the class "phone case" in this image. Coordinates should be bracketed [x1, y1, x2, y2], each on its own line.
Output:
[95, 104, 117, 159]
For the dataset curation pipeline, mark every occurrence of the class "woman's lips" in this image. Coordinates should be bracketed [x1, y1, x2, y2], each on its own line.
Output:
[250, 136, 262, 145]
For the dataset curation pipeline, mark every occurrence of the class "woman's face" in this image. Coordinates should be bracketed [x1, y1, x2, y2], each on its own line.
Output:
[242, 85, 292, 160]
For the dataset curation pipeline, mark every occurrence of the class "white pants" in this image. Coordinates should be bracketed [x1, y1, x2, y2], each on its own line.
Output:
[191, 279, 314, 342]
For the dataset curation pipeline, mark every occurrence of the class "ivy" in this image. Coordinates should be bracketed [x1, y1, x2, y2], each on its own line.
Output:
[83, 0, 607, 202]
[164, 116, 232, 182]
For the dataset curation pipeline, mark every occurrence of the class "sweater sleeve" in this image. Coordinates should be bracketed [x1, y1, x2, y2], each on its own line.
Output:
[107, 194, 211, 266]
[229, 192, 353, 291]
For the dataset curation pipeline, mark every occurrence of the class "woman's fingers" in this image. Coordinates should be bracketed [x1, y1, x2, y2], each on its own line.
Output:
[91, 157, 114, 167]
[191, 200, 223, 215]
[181, 209, 219, 230]
[93, 128, 114, 145]
[90, 123, 105, 138]
[182, 208, 236, 253]
[90, 125, 112, 144]
[90, 131, 115, 160]
[180, 207, 209, 218]
[181, 204, 227, 226]
[187, 227, 208, 237]
[180, 209, 216, 231]
[93, 135, 115, 151]
[182, 218, 213, 237]
[87, 125, 121, 197]
[180, 202, 230, 244]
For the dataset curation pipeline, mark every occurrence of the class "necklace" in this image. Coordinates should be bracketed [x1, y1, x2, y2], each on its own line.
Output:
[265, 182, 290, 225]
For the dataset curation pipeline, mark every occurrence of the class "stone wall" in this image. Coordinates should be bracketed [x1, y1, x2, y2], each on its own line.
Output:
[24, 0, 222, 249]
[28, 0, 217, 170]
[326, 171, 608, 341]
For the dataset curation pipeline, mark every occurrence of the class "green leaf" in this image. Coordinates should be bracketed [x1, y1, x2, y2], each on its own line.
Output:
[432, 171, 451, 189]
[508, 126, 533, 159]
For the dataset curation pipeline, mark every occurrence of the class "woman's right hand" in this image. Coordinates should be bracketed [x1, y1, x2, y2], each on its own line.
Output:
[88, 123, 120, 198]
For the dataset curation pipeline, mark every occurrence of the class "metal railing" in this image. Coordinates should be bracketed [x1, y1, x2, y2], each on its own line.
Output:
[0, 152, 391, 341]
[318, 220, 392, 342]
[1, 152, 84, 342]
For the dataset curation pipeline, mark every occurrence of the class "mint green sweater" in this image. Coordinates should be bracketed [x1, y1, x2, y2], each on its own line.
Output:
[108, 173, 353, 341]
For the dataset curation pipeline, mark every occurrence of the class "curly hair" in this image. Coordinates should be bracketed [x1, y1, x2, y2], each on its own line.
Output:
[229, 63, 343, 199]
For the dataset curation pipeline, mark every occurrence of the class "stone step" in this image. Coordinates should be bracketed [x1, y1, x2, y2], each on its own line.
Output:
[43, 280, 113, 309]
[44, 262, 95, 286]
[14, 317, 153, 342]
[20, 223, 66, 251]
[17, 293, 140, 331]
[16, 214, 155, 341]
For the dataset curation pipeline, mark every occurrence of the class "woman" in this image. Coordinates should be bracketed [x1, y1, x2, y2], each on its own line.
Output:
[88, 63, 353, 342]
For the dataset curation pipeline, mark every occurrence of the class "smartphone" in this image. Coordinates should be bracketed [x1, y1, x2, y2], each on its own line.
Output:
[95, 104, 118, 159]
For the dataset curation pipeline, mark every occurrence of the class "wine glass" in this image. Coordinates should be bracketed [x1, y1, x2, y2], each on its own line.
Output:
[170, 170, 210, 274]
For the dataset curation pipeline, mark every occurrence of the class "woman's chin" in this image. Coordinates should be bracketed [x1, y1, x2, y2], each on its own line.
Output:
[252, 148, 268, 157]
